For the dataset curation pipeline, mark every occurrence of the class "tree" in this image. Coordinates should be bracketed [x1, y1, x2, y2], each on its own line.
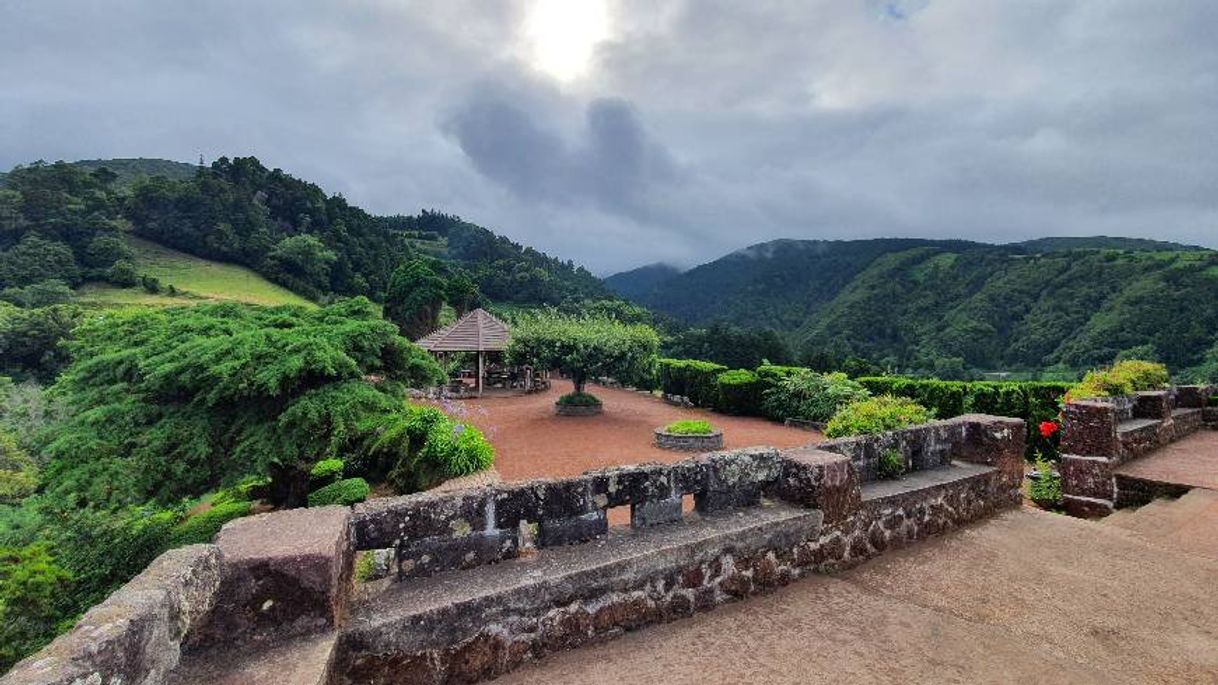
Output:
[0, 234, 80, 289]
[40, 297, 444, 508]
[384, 259, 447, 339]
[263, 235, 336, 299]
[507, 313, 660, 399]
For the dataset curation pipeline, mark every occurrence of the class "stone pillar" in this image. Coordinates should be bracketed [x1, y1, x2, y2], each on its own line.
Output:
[772, 447, 860, 525]
[1060, 400, 1119, 517]
[186, 506, 354, 649]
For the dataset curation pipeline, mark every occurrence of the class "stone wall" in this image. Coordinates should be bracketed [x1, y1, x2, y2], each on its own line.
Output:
[3, 415, 1025, 685]
[654, 428, 724, 451]
[1060, 386, 1212, 517]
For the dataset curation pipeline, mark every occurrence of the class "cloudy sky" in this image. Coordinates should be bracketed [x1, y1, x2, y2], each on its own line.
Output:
[3, 0, 1216, 273]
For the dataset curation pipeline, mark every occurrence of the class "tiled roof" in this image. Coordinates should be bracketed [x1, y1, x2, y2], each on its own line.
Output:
[415, 308, 511, 352]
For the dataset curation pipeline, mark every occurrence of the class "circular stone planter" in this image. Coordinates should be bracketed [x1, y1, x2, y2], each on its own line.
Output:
[555, 403, 603, 416]
[654, 429, 724, 451]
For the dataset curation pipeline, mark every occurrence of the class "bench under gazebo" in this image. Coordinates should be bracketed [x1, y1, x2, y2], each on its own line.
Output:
[415, 308, 544, 396]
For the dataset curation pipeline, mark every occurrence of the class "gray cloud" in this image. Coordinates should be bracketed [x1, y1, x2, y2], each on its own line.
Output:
[2, 0, 1217, 273]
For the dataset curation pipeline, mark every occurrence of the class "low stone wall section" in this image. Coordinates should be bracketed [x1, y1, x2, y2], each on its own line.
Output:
[1060, 386, 1214, 517]
[1, 545, 222, 685]
[654, 429, 724, 451]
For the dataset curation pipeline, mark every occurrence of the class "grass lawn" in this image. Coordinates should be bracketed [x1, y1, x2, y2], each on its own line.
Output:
[76, 236, 316, 308]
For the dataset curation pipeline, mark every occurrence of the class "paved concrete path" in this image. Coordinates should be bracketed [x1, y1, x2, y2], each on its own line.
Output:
[1117, 429, 1218, 490]
[499, 508, 1218, 684]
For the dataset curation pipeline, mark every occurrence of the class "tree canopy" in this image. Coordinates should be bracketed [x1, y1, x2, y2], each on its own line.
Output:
[507, 313, 659, 396]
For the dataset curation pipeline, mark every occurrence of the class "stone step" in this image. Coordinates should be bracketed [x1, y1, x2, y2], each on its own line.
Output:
[333, 502, 823, 684]
[861, 461, 995, 503]
[166, 631, 338, 685]
[1102, 488, 1218, 560]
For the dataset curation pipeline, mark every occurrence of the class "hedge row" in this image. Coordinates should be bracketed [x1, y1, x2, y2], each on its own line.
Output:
[855, 377, 1071, 459]
[657, 358, 1071, 460]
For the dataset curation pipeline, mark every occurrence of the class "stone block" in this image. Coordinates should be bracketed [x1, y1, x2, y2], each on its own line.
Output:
[1063, 495, 1113, 518]
[398, 529, 519, 579]
[631, 496, 683, 527]
[535, 478, 594, 520]
[955, 415, 1026, 488]
[1134, 391, 1172, 420]
[772, 447, 861, 524]
[695, 486, 761, 513]
[492, 481, 541, 529]
[1061, 401, 1120, 457]
[586, 463, 673, 508]
[670, 457, 708, 495]
[698, 448, 781, 491]
[1, 545, 221, 685]
[1174, 385, 1212, 409]
[352, 488, 490, 550]
[188, 506, 352, 649]
[1059, 454, 1115, 502]
[539, 511, 608, 547]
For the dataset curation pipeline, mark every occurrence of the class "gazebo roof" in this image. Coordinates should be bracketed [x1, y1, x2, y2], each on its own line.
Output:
[414, 308, 511, 352]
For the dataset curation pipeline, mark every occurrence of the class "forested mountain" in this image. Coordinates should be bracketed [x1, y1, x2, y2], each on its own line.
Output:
[1, 157, 609, 305]
[604, 262, 683, 300]
[613, 238, 1218, 374]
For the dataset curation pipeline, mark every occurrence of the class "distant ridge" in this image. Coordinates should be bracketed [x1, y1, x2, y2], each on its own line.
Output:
[604, 236, 1218, 372]
[603, 262, 683, 300]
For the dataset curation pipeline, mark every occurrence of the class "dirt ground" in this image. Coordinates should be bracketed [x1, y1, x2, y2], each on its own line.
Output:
[1117, 429, 1218, 490]
[498, 507, 1218, 684]
[437, 384, 822, 482]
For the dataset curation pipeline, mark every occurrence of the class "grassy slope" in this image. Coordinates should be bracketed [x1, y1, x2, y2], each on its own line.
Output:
[77, 236, 315, 308]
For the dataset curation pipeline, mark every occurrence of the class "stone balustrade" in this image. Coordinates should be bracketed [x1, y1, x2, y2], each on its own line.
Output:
[2, 414, 1026, 685]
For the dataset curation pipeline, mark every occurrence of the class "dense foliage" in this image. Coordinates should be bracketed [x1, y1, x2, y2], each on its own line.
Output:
[855, 376, 1071, 460]
[761, 371, 871, 423]
[507, 314, 660, 397]
[663, 323, 792, 370]
[39, 298, 443, 508]
[1066, 359, 1170, 401]
[619, 237, 1218, 375]
[0, 163, 133, 295]
[657, 359, 729, 407]
[823, 396, 935, 438]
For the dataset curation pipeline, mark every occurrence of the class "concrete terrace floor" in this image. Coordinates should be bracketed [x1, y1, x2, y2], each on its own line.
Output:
[1118, 429, 1218, 490]
[499, 507, 1218, 684]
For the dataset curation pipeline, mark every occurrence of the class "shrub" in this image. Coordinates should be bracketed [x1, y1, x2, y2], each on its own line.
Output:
[0, 430, 36, 504]
[167, 501, 251, 547]
[762, 370, 870, 423]
[715, 369, 762, 415]
[657, 359, 728, 407]
[1068, 360, 1169, 401]
[0, 544, 75, 672]
[309, 458, 345, 487]
[824, 395, 934, 438]
[663, 419, 714, 435]
[308, 477, 370, 507]
[1029, 456, 1061, 508]
[878, 448, 906, 480]
[210, 475, 270, 506]
[556, 392, 602, 407]
[381, 405, 495, 493]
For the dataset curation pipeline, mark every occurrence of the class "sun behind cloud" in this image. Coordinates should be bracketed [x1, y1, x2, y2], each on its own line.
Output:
[524, 0, 610, 82]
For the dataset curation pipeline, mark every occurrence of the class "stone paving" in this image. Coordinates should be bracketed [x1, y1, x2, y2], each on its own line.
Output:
[498, 507, 1218, 684]
[1116, 429, 1218, 490]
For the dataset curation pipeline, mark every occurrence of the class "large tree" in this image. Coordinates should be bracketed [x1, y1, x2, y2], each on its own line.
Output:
[507, 313, 659, 400]
[384, 258, 448, 339]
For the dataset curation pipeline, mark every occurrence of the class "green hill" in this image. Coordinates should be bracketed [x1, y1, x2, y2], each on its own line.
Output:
[603, 262, 683, 301]
[615, 238, 1218, 373]
[77, 236, 315, 308]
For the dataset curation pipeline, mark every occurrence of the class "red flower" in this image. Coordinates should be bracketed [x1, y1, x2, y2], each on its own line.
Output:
[1038, 421, 1059, 439]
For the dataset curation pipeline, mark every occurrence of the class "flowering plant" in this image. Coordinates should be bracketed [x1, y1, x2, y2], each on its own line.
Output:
[1038, 420, 1059, 439]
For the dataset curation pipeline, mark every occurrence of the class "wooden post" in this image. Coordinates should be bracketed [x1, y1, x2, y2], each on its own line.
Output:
[477, 351, 484, 396]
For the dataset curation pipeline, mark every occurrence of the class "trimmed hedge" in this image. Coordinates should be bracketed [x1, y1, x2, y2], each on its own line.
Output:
[856, 377, 1071, 459]
[308, 477, 371, 507]
[658, 358, 728, 407]
[715, 369, 763, 415]
[309, 458, 344, 487]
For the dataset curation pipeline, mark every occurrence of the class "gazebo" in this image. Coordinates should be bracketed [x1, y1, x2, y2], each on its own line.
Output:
[415, 308, 512, 395]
